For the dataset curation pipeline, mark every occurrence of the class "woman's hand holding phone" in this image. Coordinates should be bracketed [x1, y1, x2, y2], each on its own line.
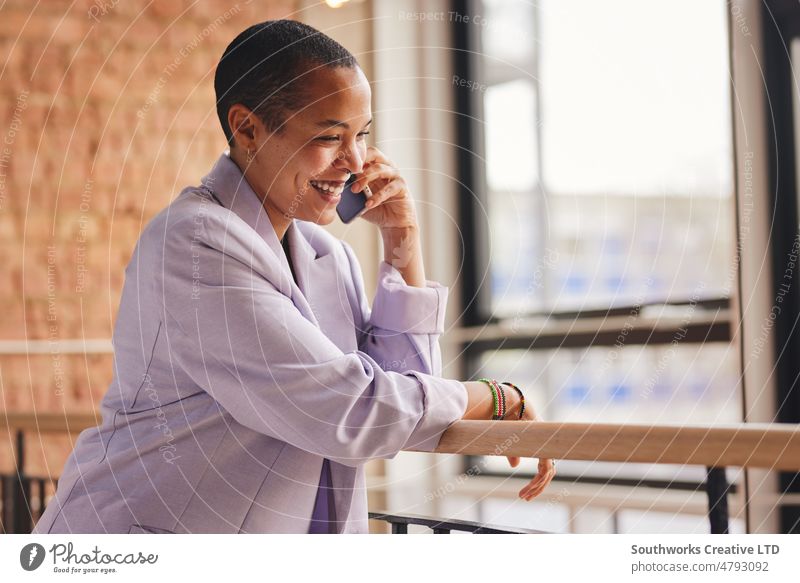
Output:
[337, 146, 419, 230]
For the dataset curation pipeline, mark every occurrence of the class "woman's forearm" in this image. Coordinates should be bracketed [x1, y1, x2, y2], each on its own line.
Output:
[381, 225, 426, 287]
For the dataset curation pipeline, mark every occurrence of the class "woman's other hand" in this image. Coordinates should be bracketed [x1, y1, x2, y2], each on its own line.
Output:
[505, 389, 556, 501]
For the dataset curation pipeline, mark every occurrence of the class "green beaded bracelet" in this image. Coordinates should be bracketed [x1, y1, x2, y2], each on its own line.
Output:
[477, 378, 506, 420]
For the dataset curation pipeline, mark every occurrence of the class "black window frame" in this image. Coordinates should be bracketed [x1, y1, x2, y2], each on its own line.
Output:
[762, 0, 800, 534]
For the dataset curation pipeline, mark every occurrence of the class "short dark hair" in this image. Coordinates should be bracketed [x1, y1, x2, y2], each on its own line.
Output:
[214, 20, 359, 145]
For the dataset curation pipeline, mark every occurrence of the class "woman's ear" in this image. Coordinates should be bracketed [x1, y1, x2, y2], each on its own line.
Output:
[227, 104, 259, 152]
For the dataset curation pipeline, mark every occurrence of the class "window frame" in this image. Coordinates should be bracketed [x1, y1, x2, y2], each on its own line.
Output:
[452, 0, 739, 497]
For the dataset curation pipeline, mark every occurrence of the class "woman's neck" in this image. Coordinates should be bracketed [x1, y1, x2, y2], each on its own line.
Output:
[230, 148, 291, 241]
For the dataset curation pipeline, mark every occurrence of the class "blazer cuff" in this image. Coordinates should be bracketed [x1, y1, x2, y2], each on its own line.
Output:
[370, 261, 449, 334]
[403, 372, 467, 452]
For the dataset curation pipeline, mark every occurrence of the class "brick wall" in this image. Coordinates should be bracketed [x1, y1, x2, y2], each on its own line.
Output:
[0, 0, 297, 477]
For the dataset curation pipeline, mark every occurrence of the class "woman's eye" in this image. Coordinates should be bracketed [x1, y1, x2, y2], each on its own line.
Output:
[316, 131, 369, 143]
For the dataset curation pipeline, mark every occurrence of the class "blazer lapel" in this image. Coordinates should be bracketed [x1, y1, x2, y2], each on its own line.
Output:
[285, 222, 358, 353]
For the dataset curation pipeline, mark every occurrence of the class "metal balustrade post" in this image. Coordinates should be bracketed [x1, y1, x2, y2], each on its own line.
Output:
[706, 466, 730, 534]
[1, 475, 7, 533]
[12, 429, 31, 534]
[38, 478, 47, 519]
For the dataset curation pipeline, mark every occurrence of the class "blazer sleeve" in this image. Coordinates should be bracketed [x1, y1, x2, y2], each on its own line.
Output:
[157, 213, 467, 468]
[340, 240, 448, 381]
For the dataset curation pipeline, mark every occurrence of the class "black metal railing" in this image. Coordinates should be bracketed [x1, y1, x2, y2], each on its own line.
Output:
[706, 467, 731, 534]
[1, 429, 53, 534]
[369, 512, 545, 534]
[369, 467, 731, 535]
[1, 413, 97, 533]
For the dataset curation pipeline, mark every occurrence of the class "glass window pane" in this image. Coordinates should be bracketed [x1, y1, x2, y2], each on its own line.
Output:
[487, 191, 545, 315]
[483, 79, 542, 314]
[478, 0, 734, 313]
[482, 0, 536, 66]
[485, 80, 538, 191]
[548, 195, 733, 310]
[539, 0, 733, 197]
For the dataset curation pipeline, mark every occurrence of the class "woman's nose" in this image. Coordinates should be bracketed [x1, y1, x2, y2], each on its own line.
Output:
[334, 144, 365, 175]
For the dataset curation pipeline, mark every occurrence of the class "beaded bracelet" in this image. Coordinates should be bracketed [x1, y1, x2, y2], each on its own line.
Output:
[501, 381, 525, 420]
[477, 378, 500, 419]
[477, 378, 506, 420]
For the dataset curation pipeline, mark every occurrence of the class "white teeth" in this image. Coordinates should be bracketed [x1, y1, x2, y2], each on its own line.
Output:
[310, 181, 344, 195]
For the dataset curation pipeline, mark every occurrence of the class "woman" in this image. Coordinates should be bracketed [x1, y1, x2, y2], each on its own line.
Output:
[35, 20, 554, 534]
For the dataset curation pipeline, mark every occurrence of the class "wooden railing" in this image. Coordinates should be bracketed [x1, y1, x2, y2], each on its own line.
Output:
[410, 420, 800, 470]
[1, 412, 99, 434]
[3, 413, 800, 533]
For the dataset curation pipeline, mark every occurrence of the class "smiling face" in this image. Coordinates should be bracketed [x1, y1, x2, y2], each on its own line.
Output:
[227, 65, 372, 239]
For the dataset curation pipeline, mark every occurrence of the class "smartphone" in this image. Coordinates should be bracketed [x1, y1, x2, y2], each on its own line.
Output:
[336, 174, 372, 224]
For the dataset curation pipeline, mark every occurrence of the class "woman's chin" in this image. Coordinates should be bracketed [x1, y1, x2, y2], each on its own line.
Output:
[318, 210, 338, 225]
[302, 207, 338, 225]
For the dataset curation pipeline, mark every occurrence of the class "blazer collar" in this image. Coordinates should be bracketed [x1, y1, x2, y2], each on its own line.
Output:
[200, 152, 285, 258]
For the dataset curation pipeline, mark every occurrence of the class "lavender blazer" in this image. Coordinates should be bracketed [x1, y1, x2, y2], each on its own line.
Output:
[34, 153, 467, 534]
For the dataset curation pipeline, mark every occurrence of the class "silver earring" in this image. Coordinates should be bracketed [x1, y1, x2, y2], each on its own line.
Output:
[246, 149, 254, 163]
